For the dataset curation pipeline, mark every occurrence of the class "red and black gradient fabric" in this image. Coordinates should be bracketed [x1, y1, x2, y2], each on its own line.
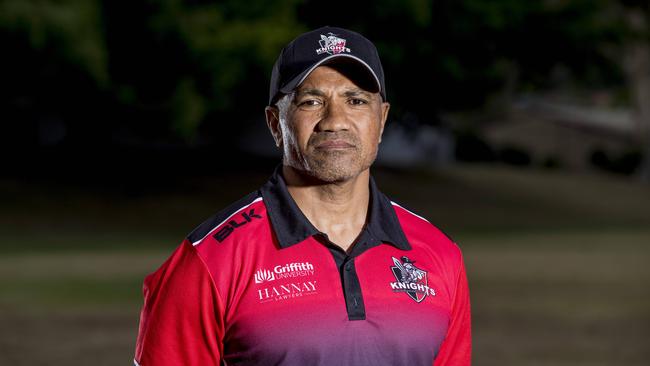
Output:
[134, 166, 471, 366]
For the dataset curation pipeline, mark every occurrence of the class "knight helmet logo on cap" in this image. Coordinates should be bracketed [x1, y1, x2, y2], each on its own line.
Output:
[316, 33, 351, 55]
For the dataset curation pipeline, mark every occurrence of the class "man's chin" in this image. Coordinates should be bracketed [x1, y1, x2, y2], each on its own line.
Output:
[309, 169, 356, 184]
[284, 152, 375, 184]
[305, 159, 371, 184]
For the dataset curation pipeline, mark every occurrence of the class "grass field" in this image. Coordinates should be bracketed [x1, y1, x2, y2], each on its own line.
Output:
[1, 164, 649, 365]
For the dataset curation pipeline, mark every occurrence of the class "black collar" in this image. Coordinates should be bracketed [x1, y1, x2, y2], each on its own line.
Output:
[260, 165, 411, 251]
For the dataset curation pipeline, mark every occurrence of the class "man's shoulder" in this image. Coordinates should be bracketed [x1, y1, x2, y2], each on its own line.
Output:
[389, 200, 459, 252]
[186, 190, 266, 246]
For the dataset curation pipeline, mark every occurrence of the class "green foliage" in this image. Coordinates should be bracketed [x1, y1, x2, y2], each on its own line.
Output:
[2, 0, 647, 145]
[461, 0, 532, 31]
[171, 78, 205, 143]
[0, 0, 109, 86]
[148, 0, 304, 112]
[2, 0, 306, 146]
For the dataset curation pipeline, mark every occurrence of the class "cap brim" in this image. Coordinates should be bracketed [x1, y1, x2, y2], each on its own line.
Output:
[278, 54, 382, 98]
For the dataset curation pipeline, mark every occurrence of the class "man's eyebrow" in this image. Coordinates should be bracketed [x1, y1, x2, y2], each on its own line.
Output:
[342, 89, 374, 98]
[294, 88, 326, 98]
[293, 88, 376, 100]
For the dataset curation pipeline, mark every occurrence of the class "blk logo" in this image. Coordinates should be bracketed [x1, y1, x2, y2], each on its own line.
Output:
[213, 209, 262, 242]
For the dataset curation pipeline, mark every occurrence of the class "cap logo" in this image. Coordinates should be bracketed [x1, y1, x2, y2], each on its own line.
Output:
[316, 33, 351, 55]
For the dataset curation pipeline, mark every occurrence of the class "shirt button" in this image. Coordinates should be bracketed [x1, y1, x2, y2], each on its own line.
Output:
[345, 263, 352, 271]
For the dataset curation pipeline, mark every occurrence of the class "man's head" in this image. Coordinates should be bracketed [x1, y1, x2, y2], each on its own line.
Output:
[266, 26, 389, 183]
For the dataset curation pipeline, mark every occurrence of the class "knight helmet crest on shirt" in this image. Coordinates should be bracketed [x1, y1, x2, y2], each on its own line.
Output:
[389, 256, 436, 303]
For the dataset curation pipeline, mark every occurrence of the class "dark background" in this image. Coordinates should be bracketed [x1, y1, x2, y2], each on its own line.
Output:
[3, 0, 649, 181]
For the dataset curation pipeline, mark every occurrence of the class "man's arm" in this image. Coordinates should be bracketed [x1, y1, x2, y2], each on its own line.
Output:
[433, 255, 472, 366]
[134, 240, 224, 365]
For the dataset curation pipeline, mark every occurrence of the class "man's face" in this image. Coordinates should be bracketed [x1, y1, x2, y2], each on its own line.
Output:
[266, 65, 390, 183]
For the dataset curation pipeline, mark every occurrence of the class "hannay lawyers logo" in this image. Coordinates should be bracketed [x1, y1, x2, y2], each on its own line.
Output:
[316, 33, 351, 55]
[389, 256, 436, 303]
[258, 281, 318, 303]
[254, 262, 315, 284]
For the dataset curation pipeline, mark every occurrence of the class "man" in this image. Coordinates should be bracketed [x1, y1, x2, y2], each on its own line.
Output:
[134, 26, 471, 366]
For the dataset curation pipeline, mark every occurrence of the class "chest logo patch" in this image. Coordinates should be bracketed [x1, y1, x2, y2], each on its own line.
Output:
[389, 256, 436, 303]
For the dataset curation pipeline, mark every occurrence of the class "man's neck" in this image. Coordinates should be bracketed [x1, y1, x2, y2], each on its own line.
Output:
[283, 165, 370, 252]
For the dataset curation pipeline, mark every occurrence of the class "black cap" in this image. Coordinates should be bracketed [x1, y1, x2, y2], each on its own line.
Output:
[268, 26, 386, 106]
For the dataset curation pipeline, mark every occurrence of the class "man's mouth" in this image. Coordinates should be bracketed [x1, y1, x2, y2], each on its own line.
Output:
[314, 140, 355, 150]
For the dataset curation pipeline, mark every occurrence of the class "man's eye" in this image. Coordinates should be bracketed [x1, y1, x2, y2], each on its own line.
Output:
[349, 98, 368, 105]
[298, 99, 322, 107]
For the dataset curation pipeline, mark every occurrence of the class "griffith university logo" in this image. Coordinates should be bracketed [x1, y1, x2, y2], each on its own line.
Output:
[254, 262, 314, 284]
[253, 269, 275, 283]
[316, 33, 351, 55]
[389, 256, 436, 303]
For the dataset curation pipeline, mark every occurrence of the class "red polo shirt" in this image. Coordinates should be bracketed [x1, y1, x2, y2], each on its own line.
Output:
[134, 166, 471, 365]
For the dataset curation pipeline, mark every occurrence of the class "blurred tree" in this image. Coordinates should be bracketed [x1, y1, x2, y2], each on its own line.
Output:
[0, 0, 109, 85]
[1, 0, 304, 149]
[102, 0, 305, 145]
[1, 0, 110, 149]
[554, 0, 650, 180]
[616, 1, 650, 181]
[2, 0, 648, 178]
[297, 0, 624, 123]
[328, 0, 650, 180]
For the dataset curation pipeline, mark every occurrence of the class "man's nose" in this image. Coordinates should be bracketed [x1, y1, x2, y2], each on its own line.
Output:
[316, 99, 350, 132]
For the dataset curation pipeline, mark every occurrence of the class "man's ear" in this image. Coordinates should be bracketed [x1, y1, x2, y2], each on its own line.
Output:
[378, 102, 390, 143]
[265, 106, 282, 148]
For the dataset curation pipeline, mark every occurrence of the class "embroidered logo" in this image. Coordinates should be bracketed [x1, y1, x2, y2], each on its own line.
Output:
[213, 209, 263, 243]
[389, 256, 436, 303]
[257, 281, 318, 303]
[254, 269, 275, 284]
[316, 33, 351, 55]
[253, 262, 315, 284]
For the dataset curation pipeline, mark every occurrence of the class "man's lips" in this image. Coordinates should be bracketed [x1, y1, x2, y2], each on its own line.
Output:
[314, 140, 355, 149]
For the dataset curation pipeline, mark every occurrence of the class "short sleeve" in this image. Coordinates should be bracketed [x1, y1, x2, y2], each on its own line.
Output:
[134, 240, 225, 365]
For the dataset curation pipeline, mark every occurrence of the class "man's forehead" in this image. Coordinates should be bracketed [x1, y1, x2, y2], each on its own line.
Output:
[293, 86, 375, 97]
